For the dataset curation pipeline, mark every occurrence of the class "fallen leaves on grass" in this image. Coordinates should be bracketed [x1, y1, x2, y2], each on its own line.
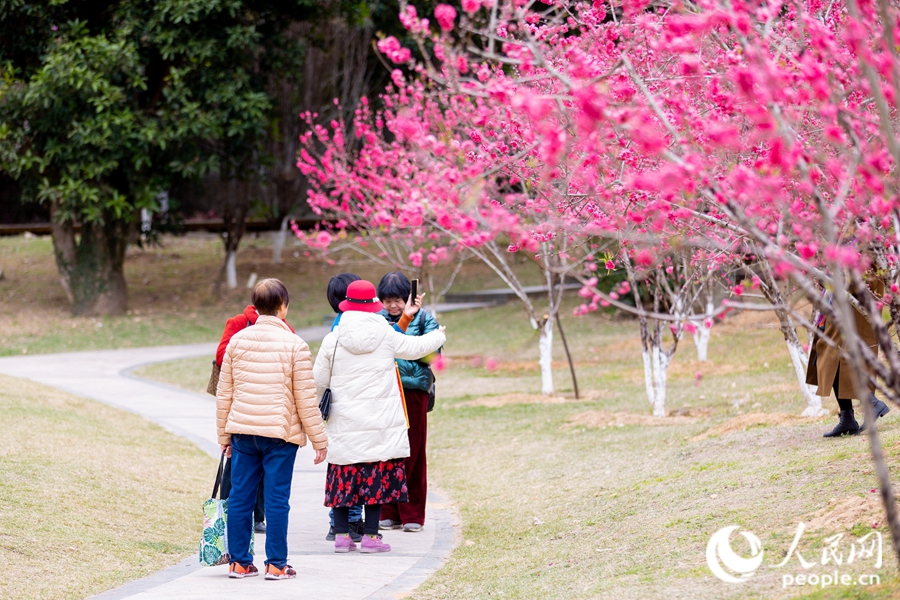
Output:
[692, 412, 824, 441]
[667, 406, 714, 417]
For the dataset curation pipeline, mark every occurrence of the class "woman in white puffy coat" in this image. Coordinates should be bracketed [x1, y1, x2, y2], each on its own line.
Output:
[314, 279, 446, 554]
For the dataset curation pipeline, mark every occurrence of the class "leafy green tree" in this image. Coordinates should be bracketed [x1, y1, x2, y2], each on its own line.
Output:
[0, 0, 319, 314]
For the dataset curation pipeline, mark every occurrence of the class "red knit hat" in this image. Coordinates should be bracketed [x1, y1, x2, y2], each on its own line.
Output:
[338, 280, 384, 313]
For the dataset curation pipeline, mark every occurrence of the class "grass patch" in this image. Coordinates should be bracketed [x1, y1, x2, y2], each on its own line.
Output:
[0, 234, 338, 356]
[0, 233, 534, 356]
[135, 356, 214, 396]
[0, 374, 214, 599]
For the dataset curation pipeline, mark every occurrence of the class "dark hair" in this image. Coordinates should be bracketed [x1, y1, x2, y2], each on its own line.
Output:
[377, 271, 411, 302]
[327, 273, 361, 313]
[252, 278, 290, 315]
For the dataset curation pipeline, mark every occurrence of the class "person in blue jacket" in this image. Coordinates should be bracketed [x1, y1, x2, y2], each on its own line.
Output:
[375, 272, 440, 532]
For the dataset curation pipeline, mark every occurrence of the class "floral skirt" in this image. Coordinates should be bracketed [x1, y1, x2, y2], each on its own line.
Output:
[324, 460, 408, 508]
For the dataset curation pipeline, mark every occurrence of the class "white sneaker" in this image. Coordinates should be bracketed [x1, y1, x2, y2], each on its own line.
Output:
[378, 519, 401, 530]
[402, 523, 423, 532]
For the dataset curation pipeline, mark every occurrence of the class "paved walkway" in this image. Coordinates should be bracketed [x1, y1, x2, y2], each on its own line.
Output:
[0, 327, 457, 600]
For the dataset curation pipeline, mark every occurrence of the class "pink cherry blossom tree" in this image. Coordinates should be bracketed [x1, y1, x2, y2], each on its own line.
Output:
[295, 97, 609, 394]
[343, 0, 900, 560]
[293, 102, 463, 311]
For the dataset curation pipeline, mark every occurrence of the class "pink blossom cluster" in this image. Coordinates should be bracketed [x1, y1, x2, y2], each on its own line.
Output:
[299, 0, 900, 335]
[376, 37, 411, 64]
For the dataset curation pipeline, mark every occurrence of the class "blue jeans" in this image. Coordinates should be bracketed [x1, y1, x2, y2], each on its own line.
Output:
[228, 434, 298, 568]
[329, 504, 363, 527]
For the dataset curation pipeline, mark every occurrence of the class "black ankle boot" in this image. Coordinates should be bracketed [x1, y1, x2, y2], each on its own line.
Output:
[859, 396, 891, 433]
[823, 409, 860, 437]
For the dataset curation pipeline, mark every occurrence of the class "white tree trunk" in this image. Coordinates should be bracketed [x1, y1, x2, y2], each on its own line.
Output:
[788, 340, 827, 416]
[773, 304, 826, 417]
[652, 344, 668, 417]
[272, 217, 288, 264]
[642, 344, 669, 416]
[642, 349, 655, 409]
[692, 325, 711, 362]
[692, 299, 714, 361]
[539, 318, 554, 395]
[225, 250, 238, 290]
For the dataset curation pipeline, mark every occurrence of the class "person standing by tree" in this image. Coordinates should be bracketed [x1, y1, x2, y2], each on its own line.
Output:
[807, 282, 890, 437]
[217, 278, 327, 579]
[375, 272, 440, 533]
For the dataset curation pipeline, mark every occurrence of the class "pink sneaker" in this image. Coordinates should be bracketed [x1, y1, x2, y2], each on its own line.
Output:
[334, 533, 357, 553]
[360, 534, 391, 553]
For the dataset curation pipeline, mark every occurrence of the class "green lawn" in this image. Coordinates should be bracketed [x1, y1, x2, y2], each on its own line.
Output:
[0, 374, 214, 600]
[0, 233, 534, 356]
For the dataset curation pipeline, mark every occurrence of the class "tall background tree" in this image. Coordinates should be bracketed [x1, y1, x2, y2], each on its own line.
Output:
[0, 0, 339, 314]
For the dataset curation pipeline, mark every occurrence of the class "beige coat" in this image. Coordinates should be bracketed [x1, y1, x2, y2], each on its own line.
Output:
[217, 315, 327, 449]
[805, 282, 883, 399]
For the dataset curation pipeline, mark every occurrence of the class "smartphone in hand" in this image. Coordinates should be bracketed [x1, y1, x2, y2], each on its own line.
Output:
[410, 278, 418, 301]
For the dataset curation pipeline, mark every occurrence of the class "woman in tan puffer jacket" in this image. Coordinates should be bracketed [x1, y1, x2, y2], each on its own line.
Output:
[216, 278, 327, 580]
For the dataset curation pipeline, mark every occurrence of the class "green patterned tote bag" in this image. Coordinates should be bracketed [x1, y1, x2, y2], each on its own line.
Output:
[199, 452, 230, 566]
[199, 452, 256, 566]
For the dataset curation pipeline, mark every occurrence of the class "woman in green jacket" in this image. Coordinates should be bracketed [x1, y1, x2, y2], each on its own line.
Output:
[376, 272, 440, 532]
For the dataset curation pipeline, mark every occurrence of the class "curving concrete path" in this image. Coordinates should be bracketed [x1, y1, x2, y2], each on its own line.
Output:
[0, 327, 457, 600]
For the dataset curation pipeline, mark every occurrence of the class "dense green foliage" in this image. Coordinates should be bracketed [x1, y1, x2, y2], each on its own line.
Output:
[0, 0, 326, 221]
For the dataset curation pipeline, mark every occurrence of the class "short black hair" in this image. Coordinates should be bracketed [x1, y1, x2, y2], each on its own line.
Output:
[327, 273, 361, 313]
[252, 279, 290, 315]
[377, 271, 411, 302]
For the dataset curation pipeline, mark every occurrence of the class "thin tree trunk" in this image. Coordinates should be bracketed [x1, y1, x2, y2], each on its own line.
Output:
[626, 254, 666, 414]
[650, 339, 668, 417]
[272, 216, 288, 264]
[775, 308, 824, 415]
[225, 250, 238, 290]
[641, 346, 655, 412]
[691, 298, 713, 361]
[555, 312, 579, 399]
[755, 260, 824, 415]
[538, 317, 555, 395]
[217, 179, 250, 294]
[640, 342, 669, 416]
[692, 325, 711, 361]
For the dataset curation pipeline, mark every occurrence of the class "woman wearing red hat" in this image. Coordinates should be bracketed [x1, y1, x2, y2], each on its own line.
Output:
[313, 279, 446, 553]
